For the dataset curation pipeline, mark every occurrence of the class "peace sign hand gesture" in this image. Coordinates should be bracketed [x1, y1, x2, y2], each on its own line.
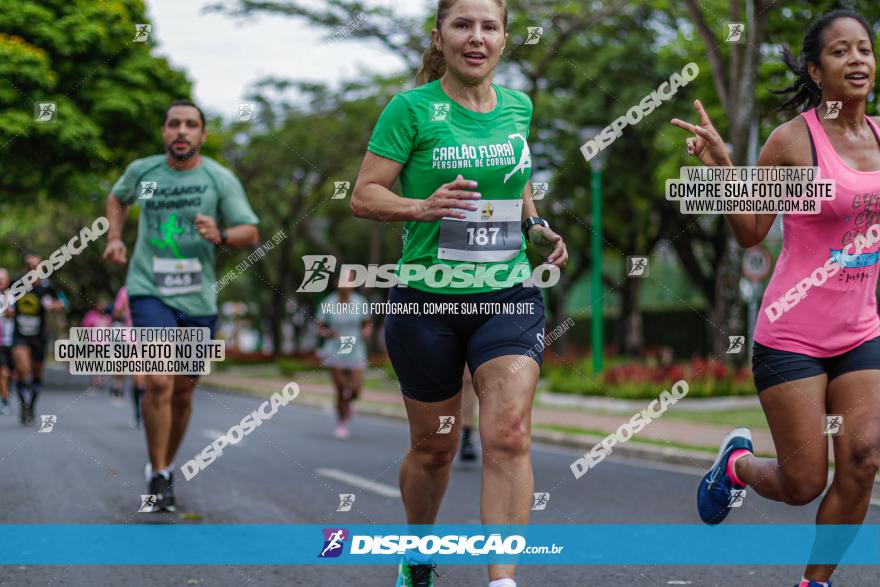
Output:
[670, 100, 732, 167]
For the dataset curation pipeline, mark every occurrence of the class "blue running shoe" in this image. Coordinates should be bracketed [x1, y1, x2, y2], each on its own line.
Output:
[697, 427, 752, 525]
[794, 582, 831, 587]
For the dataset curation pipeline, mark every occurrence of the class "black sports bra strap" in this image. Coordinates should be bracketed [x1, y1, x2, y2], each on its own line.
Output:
[803, 113, 818, 168]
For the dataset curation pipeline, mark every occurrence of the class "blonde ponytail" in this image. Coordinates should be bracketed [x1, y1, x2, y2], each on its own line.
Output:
[416, 0, 508, 86]
[416, 43, 447, 85]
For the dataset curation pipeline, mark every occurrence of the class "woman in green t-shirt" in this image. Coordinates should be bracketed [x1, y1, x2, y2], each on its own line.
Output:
[352, 1, 567, 585]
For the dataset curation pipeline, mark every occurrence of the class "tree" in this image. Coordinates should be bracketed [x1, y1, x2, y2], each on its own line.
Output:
[206, 0, 626, 353]
[659, 0, 880, 355]
[0, 0, 195, 317]
[506, 0, 680, 355]
[0, 0, 191, 205]
[212, 77, 395, 354]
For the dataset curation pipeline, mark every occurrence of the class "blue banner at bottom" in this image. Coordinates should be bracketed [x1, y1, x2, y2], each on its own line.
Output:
[1, 525, 879, 565]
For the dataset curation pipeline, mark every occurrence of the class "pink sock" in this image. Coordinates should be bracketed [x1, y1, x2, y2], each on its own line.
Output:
[726, 449, 750, 487]
[800, 579, 828, 587]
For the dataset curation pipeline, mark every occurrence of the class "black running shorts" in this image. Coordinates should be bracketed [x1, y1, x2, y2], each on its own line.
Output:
[383, 285, 546, 402]
[12, 335, 48, 363]
[0, 346, 13, 370]
[752, 336, 880, 392]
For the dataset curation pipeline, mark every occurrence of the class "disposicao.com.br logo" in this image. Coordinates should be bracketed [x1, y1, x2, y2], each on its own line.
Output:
[317, 528, 563, 558]
[296, 255, 560, 293]
[318, 529, 349, 558]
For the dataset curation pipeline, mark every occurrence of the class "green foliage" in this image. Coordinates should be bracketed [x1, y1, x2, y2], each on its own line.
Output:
[276, 357, 318, 376]
[0, 0, 191, 205]
[545, 368, 755, 398]
[0, 0, 194, 314]
[211, 76, 400, 335]
[10, 0, 880, 353]
[381, 361, 398, 383]
[544, 357, 755, 398]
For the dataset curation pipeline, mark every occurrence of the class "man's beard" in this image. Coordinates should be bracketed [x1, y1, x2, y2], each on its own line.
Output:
[167, 143, 199, 162]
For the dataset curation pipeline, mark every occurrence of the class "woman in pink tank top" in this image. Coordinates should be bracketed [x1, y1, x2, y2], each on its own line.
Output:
[671, 9, 880, 587]
[110, 286, 146, 427]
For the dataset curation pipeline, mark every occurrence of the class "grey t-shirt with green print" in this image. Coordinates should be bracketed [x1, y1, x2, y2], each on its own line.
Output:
[111, 155, 259, 316]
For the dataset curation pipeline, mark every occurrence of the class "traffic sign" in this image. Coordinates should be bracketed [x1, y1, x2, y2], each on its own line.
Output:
[742, 247, 772, 282]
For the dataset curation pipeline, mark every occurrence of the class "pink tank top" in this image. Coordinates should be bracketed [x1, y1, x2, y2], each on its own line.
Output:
[754, 108, 880, 356]
[114, 286, 132, 327]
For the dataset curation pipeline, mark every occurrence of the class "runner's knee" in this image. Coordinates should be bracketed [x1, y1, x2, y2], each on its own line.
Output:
[780, 469, 826, 505]
[410, 440, 457, 470]
[171, 389, 193, 409]
[838, 443, 880, 488]
[145, 374, 173, 396]
[481, 413, 531, 459]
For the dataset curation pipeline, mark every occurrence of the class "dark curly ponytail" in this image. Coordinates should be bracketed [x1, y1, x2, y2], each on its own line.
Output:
[772, 9, 874, 113]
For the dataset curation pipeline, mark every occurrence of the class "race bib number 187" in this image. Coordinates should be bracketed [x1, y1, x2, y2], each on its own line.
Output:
[437, 199, 522, 262]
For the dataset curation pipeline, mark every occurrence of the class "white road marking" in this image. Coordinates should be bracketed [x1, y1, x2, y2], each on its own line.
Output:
[317, 405, 880, 507]
[201, 428, 241, 444]
[316, 468, 400, 498]
[531, 443, 709, 477]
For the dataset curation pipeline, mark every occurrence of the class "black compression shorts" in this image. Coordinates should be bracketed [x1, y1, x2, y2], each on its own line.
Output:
[383, 285, 546, 402]
[752, 336, 880, 392]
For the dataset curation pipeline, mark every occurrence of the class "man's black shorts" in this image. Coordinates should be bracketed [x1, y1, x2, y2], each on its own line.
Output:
[0, 346, 13, 370]
[12, 335, 48, 363]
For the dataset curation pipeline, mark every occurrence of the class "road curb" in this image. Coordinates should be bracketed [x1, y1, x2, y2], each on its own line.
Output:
[54, 367, 875, 487]
[538, 390, 760, 413]
[202, 378, 723, 470]
[529, 428, 717, 469]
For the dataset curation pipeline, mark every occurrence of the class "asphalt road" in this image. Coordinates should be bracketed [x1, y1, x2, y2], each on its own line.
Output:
[1, 370, 877, 586]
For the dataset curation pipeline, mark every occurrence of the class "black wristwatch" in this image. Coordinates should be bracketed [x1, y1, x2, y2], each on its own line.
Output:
[219, 230, 228, 245]
[521, 217, 549, 242]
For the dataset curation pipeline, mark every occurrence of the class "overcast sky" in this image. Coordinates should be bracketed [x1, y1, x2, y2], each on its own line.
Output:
[146, 0, 428, 118]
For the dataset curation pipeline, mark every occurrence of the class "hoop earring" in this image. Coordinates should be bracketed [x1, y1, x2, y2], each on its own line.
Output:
[817, 80, 823, 90]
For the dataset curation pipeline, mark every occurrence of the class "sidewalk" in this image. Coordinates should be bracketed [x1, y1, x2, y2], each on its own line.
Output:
[202, 369, 775, 470]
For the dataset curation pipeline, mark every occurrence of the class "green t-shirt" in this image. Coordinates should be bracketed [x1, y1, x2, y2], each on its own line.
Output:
[367, 80, 533, 294]
[111, 155, 259, 316]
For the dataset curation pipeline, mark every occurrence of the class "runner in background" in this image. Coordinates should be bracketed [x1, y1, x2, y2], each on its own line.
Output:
[111, 286, 147, 428]
[81, 298, 112, 391]
[459, 367, 478, 461]
[315, 270, 372, 439]
[0, 268, 13, 415]
[11, 252, 64, 426]
[103, 99, 259, 511]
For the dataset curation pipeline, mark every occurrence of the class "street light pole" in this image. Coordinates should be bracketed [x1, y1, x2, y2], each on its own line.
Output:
[583, 127, 609, 375]
[590, 158, 604, 374]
